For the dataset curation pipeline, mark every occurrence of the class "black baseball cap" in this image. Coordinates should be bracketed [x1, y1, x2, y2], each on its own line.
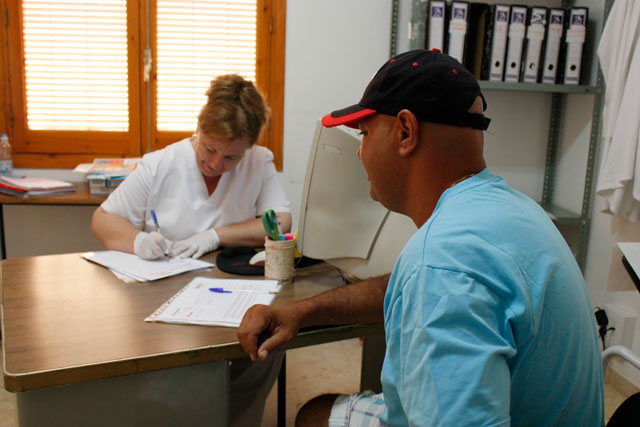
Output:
[322, 49, 490, 130]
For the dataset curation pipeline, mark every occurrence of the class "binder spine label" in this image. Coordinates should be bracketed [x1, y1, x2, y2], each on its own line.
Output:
[563, 8, 588, 85]
[504, 6, 527, 82]
[489, 5, 510, 81]
[523, 8, 547, 83]
[427, 1, 446, 51]
[542, 9, 565, 84]
[447, 2, 469, 63]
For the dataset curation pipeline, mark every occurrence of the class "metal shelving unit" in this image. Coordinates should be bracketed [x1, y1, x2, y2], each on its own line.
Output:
[394, 0, 613, 271]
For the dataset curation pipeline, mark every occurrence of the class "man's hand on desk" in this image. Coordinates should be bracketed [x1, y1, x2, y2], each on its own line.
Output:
[237, 304, 302, 361]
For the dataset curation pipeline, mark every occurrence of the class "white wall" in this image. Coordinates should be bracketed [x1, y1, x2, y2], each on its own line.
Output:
[280, 0, 393, 225]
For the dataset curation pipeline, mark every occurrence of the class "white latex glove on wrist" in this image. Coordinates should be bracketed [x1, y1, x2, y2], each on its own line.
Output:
[133, 231, 172, 260]
[169, 229, 220, 259]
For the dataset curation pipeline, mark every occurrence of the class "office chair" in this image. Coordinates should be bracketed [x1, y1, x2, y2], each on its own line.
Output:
[602, 345, 640, 426]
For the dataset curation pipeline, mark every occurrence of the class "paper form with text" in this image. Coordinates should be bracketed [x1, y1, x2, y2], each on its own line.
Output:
[145, 277, 281, 327]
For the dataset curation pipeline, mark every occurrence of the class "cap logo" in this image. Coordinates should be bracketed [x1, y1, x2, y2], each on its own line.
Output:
[412, 62, 418, 66]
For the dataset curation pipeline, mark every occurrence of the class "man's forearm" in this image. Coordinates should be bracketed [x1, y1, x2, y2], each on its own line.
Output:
[294, 273, 390, 327]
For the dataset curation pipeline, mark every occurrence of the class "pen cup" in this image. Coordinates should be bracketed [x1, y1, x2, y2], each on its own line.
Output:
[264, 236, 296, 282]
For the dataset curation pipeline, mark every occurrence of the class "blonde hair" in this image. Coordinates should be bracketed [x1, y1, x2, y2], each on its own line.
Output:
[197, 74, 270, 145]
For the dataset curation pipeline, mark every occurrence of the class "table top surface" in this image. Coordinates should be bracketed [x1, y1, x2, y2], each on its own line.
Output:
[0, 182, 107, 205]
[1, 251, 381, 392]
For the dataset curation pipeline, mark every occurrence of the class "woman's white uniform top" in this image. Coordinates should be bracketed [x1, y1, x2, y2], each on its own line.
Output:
[101, 138, 290, 240]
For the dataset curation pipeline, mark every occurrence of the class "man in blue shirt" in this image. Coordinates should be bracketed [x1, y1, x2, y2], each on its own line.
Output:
[237, 49, 604, 426]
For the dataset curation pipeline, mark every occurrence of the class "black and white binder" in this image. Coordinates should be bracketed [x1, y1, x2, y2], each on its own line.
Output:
[504, 5, 528, 82]
[486, 4, 511, 81]
[562, 7, 588, 85]
[426, 1, 446, 52]
[522, 7, 548, 83]
[446, 2, 469, 63]
[541, 8, 566, 84]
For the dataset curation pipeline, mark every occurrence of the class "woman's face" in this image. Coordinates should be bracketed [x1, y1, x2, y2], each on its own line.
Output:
[193, 132, 251, 178]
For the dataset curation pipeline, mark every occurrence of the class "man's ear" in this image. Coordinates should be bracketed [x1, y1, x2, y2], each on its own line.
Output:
[395, 109, 419, 157]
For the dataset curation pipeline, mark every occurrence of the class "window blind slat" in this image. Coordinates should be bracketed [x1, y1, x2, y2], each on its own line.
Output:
[155, 0, 257, 132]
[22, 0, 129, 131]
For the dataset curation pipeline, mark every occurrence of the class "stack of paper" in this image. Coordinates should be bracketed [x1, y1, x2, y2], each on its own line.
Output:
[0, 176, 76, 198]
[83, 250, 213, 282]
[146, 277, 281, 327]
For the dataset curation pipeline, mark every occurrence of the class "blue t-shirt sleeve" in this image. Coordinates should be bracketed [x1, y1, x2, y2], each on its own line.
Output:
[384, 266, 516, 426]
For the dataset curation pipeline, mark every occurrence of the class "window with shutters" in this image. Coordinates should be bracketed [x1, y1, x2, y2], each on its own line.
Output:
[0, 0, 285, 169]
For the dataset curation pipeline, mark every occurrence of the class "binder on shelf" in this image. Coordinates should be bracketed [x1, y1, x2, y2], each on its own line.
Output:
[541, 8, 566, 84]
[463, 2, 491, 79]
[482, 4, 511, 81]
[522, 7, 548, 83]
[426, 1, 446, 52]
[561, 7, 588, 85]
[446, 2, 469, 63]
[503, 5, 528, 82]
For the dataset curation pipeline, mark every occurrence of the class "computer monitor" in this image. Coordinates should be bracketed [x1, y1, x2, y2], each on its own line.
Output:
[297, 122, 417, 281]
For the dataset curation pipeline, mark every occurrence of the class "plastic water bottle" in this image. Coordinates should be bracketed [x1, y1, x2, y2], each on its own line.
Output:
[0, 133, 12, 176]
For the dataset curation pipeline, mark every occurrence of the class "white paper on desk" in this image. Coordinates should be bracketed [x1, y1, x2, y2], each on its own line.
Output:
[145, 277, 281, 327]
[109, 267, 140, 283]
[82, 250, 213, 282]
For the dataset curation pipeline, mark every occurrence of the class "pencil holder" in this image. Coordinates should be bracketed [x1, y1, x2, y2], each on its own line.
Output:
[264, 237, 296, 282]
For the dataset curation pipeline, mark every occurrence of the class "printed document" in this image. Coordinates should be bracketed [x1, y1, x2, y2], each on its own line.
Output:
[83, 250, 213, 282]
[145, 277, 281, 327]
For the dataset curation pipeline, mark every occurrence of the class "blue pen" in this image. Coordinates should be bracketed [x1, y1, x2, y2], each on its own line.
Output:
[150, 209, 170, 256]
[150, 209, 161, 233]
[209, 287, 278, 294]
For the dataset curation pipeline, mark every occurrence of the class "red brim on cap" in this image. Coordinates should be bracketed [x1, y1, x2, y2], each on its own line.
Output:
[321, 106, 377, 129]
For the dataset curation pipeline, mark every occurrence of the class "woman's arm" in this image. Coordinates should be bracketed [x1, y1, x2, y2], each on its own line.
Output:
[91, 206, 142, 253]
[215, 211, 292, 248]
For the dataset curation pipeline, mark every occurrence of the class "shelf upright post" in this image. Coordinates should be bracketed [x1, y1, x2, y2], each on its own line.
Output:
[390, 0, 400, 57]
[575, 0, 615, 271]
[408, 0, 428, 50]
[541, 93, 565, 208]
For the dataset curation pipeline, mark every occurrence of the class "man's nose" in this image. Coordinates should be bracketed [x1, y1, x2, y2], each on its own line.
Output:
[357, 145, 362, 160]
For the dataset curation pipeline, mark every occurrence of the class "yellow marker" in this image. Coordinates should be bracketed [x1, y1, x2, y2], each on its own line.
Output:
[293, 230, 302, 258]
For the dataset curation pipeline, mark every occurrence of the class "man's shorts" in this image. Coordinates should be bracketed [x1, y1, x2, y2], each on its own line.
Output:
[328, 390, 389, 427]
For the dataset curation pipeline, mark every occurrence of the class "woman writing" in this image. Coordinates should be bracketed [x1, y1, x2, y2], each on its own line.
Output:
[91, 74, 290, 426]
[92, 73, 291, 260]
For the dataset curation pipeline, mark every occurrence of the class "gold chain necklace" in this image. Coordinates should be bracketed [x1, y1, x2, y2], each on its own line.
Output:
[448, 172, 477, 189]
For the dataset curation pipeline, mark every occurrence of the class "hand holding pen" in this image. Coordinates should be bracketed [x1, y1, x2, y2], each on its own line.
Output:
[132, 210, 172, 260]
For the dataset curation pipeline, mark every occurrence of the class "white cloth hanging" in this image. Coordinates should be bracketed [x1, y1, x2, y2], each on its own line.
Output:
[596, 0, 640, 222]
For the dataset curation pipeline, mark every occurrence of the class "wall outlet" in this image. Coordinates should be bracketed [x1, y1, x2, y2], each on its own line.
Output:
[604, 303, 637, 349]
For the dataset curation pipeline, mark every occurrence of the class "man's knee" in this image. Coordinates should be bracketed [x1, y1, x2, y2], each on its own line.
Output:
[295, 393, 339, 427]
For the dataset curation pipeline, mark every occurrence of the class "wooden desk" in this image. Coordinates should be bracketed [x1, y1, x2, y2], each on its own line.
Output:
[0, 182, 107, 206]
[1, 252, 383, 425]
[0, 183, 107, 259]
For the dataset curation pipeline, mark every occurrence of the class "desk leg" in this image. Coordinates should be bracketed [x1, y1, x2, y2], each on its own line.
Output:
[17, 361, 229, 427]
[277, 352, 286, 427]
[360, 334, 386, 394]
[1, 204, 6, 260]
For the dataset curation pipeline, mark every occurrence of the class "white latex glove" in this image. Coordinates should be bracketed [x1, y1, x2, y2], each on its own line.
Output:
[169, 229, 220, 259]
[133, 231, 171, 260]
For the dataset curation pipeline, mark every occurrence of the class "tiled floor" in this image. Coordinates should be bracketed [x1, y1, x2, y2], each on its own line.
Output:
[0, 338, 635, 427]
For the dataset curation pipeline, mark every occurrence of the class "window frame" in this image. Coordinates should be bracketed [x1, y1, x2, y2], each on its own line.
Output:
[0, 0, 285, 170]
